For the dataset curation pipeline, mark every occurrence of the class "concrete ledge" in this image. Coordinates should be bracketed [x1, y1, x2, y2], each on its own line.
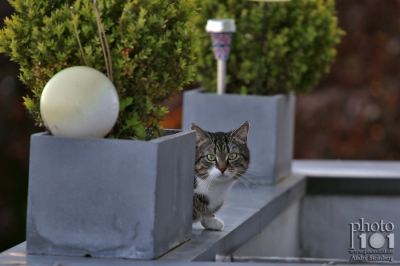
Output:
[3, 160, 400, 265]
[293, 159, 400, 195]
[292, 159, 400, 179]
[160, 174, 305, 262]
[0, 175, 306, 265]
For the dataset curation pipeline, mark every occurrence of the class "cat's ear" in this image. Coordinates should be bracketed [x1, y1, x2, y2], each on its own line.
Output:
[231, 121, 249, 144]
[191, 123, 210, 145]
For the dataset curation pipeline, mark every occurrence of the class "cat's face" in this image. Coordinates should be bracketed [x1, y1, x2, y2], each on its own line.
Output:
[191, 122, 250, 183]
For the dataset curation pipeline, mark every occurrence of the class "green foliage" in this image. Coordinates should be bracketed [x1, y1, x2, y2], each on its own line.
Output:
[0, 0, 198, 139]
[194, 0, 344, 95]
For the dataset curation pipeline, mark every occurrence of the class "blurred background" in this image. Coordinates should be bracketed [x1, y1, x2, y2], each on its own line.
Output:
[1, 0, 400, 252]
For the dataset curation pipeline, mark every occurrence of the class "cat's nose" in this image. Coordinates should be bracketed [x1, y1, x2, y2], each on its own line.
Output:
[218, 167, 227, 173]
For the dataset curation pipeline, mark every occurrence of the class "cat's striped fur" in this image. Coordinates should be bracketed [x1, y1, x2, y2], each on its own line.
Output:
[191, 122, 250, 230]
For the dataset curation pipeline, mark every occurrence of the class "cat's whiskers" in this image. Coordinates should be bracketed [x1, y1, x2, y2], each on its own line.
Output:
[236, 178, 256, 202]
[236, 172, 264, 189]
[195, 175, 208, 188]
[243, 168, 270, 177]
[233, 172, 259, 203]
[196, 175, 214, 196]
[247, 155, 264, 167]
[233, 178, 245, 199]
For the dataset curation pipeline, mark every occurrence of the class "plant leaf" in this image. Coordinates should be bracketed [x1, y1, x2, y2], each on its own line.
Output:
[119, 96, 133, 111]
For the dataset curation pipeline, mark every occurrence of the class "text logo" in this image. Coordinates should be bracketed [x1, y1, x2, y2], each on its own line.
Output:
[349, 218, 394, 262]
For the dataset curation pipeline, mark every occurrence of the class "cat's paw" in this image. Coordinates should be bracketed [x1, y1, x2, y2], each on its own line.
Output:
[201, 217, 224, 230]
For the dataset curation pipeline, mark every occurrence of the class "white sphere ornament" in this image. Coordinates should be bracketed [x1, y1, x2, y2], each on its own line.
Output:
[40, 66, 119, 138]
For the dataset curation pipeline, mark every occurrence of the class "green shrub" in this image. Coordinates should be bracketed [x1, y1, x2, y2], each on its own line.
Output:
[194, 0, 344, 95]
[0, 0, 198, 139]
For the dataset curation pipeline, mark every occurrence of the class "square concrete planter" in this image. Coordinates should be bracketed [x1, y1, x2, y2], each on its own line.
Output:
[26, 130, 195, 260]
[183, 88, 295, 185]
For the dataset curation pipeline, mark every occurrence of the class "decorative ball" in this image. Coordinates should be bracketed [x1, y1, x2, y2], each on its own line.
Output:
[40, 66, 119, 138]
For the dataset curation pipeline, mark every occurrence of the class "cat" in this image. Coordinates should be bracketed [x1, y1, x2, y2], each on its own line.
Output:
[191, 121, 250, 230]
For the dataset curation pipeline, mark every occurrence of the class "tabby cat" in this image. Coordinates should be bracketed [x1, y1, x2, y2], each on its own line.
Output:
[191, 122, 250, 230]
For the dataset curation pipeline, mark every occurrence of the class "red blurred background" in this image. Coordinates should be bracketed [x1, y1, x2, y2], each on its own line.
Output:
[1, 0, 400, 252]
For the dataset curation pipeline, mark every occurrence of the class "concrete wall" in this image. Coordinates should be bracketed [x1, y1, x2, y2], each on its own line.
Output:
[233, 199, 301, 257]
[301, 196, 400, 261]
[234, 195, 400, 262]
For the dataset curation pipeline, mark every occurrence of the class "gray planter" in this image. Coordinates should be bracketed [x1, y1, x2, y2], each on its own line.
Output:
[182, 88, 295, 185]
[26, 130, 195, 260]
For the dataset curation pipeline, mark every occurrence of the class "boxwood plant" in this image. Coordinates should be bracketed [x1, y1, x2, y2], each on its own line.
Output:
[194, 0, 344, 95]
[0, 0, 198, 139]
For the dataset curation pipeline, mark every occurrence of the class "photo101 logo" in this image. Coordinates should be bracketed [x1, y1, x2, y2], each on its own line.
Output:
[349, 218, 394, 262]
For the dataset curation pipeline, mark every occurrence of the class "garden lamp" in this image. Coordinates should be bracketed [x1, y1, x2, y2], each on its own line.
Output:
[206, 19, 236, 95]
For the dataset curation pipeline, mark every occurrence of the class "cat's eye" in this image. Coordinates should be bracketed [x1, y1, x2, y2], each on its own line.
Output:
[206, 154, 216, 161]
[228, 153, 237, 160]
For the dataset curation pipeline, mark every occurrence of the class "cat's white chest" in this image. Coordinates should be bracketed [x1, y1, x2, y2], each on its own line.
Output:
[195, 171, 235, 212]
